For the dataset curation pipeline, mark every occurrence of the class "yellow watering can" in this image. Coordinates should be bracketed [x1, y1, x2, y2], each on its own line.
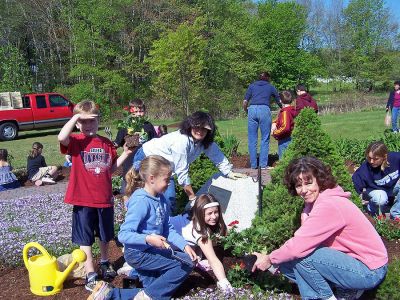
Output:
[23, 242, 86, 296]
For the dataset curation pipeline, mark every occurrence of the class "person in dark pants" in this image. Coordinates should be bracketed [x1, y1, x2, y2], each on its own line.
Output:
[243, 71, 281, 169]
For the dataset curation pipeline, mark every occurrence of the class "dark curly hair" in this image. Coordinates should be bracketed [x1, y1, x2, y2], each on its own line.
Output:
[179, 111, 216, 149]
[284, 156, 337, 196]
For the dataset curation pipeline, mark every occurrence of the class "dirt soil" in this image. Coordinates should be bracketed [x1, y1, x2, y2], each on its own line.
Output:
[2, 156, 399, 299]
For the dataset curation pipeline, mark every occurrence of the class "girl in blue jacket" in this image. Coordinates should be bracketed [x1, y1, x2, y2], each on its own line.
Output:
[352, 141, 400, 219]
[88, 155, 197, 300]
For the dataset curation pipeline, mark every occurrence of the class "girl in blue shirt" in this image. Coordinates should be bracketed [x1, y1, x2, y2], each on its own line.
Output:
[88, 155, 197, 300]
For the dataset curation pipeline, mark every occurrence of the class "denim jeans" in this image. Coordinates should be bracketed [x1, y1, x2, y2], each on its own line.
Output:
[390, 183, 400, 218]
[279, 247, 387, 300]
[133, 148, 177, 215]
[112, 247, 194, 300]
[278, 136, 292, 159]
[247, 105, 272, 168]
[366, 181, 400, 217]
[392, 107, 400, 132]
[366, 190, 389, 216]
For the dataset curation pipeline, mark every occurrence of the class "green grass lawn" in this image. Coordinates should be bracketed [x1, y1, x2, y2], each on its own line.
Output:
[2, 109, 389, 169]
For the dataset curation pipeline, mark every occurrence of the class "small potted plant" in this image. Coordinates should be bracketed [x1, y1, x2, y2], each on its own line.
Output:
[115, 110, 149, 149]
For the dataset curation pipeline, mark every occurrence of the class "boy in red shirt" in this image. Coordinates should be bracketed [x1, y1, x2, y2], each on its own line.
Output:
[58, 100, 132, 292]
[271, 91, 296, 159]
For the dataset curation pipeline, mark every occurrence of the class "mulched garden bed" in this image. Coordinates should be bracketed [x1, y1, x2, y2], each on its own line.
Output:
[2, 157, 399, 299]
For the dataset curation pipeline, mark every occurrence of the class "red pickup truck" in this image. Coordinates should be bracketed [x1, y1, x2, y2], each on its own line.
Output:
[0, 92, 74, 141]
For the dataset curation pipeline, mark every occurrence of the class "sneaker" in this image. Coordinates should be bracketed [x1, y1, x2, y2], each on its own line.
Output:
[85, 272, 99, 292]
[42, 176, 56, 184]
[87, 280, 113, 300]
[117, 262, 134, 276]
[99, 261, 117, 279]
[336, 288, 364, 300]
[134, 290, 151, 300]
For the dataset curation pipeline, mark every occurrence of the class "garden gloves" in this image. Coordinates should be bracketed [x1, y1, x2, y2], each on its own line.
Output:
[217, 278, 233, 292]
[227, 171, 247, 180]
[184, 196, 197, 212]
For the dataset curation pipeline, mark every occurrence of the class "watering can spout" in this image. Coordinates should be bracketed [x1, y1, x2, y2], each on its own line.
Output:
[55, 249, 87, 288]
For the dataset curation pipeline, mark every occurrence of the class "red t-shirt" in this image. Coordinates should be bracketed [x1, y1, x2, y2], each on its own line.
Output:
[60, 133, 117, 208]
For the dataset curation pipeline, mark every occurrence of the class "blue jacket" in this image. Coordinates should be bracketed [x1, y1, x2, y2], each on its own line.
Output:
[244, 80, 281, 107]
[352, 152, 400, 196]
[386, 91, 395, 110]
[118, 188, 187, 251]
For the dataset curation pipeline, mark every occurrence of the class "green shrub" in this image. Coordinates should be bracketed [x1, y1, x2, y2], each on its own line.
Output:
[225, 108, 361, 291]
[376, 257, 400, 300]
[335, 131, 400, 165]
[222, 134, 241, 157]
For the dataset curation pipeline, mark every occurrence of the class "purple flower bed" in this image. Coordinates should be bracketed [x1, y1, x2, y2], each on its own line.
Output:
[178, 287, 295, 299]
[0, 193, 127, 267]
[0, 193, 75, 267]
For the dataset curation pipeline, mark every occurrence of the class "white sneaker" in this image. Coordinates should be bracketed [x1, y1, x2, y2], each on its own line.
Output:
[42, 177, 56, 184]
[117, 262, 134, 276]
[134, 290, 151, 300]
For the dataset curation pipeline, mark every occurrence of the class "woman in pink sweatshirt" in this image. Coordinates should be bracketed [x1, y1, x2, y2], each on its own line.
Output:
[252, 156, 388, 300]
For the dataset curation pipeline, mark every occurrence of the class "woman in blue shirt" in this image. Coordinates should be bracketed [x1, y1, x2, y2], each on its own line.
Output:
[133, 111, 246, 214]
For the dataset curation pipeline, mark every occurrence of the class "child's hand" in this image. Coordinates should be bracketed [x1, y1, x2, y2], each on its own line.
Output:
[184, 245, 198, 261]
[122, 143, 133, 154]
[145, 234, 167, 248]
[77, 113, 98, 120]
[271, 123, 277, 132]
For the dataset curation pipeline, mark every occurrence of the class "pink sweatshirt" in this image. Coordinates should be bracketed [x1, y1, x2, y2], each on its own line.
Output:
[269, 186, 388, 270]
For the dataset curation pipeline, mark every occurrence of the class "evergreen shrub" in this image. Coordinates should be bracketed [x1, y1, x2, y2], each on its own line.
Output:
[225, 108, 361, 291]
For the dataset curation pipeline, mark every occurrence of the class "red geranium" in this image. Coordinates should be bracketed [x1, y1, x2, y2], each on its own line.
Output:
[228, 220, 239, 227]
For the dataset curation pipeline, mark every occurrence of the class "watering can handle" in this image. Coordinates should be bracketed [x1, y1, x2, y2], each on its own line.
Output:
[23, 242, 53, 269]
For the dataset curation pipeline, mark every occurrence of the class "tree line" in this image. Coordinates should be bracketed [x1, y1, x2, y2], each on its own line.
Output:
[0, 0, 398, 118]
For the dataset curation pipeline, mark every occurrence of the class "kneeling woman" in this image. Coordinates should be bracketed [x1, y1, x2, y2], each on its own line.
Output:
[170, 194, 232, 292]
[252, 156, 388, 300]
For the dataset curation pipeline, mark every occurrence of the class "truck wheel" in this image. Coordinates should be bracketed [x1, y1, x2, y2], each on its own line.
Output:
[0, 122, 18, 141]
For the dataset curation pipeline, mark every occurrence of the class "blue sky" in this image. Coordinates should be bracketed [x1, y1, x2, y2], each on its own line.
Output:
[341, 0, 400, 25]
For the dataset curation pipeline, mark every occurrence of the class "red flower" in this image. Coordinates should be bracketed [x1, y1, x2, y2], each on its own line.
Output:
[377, 214, 386, 221]
[239, 261, 246, 270]
[228, 220, 239, 227]
[123, 106, 130, 111]
[394, 217, 400, 222]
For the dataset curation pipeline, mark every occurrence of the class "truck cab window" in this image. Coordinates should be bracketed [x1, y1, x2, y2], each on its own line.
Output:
[49, 95, 68, 107]
[23, 96, 31, 108]
[36, 96, 47, 108]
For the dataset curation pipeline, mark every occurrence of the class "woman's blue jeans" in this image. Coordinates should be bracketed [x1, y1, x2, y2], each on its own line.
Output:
[105, 247, 193, 300]
[133, 148, 177, 214]
[392, 107, 400, 132]
[247, 105, 272, 168]
[279, 247, 387, 300]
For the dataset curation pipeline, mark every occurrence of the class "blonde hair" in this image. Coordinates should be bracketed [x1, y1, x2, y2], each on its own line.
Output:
[29, 142, 43, 159]
[365, 141, 389, 170]
[73, 100, 99, 115]
[125, 155, 171, 197]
